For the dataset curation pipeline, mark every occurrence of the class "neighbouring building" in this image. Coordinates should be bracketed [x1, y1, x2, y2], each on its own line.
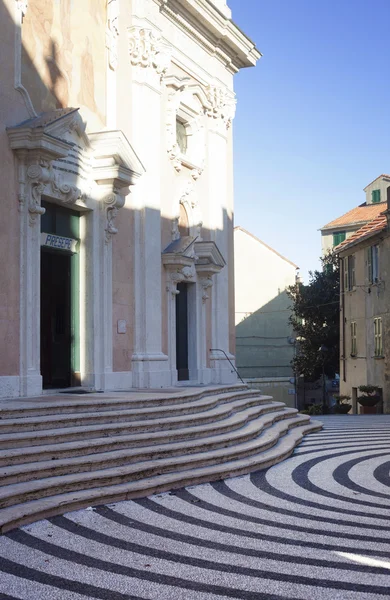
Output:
[234, 226, 298, 407]
[336, 194, 390, 414]
[320, 174, 389, 255]
[0, 0, 260, 399]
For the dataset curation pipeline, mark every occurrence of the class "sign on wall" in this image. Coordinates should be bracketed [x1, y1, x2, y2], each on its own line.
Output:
[41, 233, 78, 253]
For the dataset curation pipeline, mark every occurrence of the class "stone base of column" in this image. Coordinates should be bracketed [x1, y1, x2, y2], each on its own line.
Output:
[131, 353, 171, 388]
[0, 376, 24, 399]
[210, 352, 238, 385]
[104, 371, 133, 391]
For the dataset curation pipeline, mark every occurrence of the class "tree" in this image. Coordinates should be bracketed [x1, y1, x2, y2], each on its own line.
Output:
[287, 252, 339, 381]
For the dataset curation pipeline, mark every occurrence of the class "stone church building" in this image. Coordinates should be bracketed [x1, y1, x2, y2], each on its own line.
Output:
[0, 0, 259, 398]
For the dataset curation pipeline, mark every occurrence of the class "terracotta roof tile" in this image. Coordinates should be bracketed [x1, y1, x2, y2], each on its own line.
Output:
[335, 213, 388, 252]
[321, 202, 386, 230]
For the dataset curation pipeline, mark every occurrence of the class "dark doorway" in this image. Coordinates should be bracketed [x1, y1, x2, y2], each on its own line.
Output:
[40, 250, 71, 388]
[176, 282, 189, 381]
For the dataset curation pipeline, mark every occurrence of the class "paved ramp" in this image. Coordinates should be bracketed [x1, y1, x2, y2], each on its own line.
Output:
[0, 415, 389, 599]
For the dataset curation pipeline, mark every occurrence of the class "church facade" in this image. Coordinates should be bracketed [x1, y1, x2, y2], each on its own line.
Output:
[0, 0, 259, 398]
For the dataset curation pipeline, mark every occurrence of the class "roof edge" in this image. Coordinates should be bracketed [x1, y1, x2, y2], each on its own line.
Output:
[234, 226, 299, 269]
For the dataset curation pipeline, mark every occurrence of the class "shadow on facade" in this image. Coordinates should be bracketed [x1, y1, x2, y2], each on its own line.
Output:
[1, 0, 236, 391]
[235, 290, 294, 379]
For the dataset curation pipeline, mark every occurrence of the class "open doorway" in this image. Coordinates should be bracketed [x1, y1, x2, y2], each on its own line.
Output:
[176, 282, 189, 381]
[40, 202, 80, 389]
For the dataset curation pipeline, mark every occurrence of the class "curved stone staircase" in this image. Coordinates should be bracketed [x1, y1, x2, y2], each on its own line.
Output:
[0, 384, 321, 533]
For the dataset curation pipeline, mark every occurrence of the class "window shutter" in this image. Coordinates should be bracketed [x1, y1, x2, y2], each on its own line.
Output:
[344, 258, 348, 290]
[349, 255, 356, 288]
[367, 247, 372, 283]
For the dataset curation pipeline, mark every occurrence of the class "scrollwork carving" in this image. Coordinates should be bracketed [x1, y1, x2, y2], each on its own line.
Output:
[181, 264, 196, 280]
[166, 86, 186, 171]
[200, 276, 213, 303]
[128, 27, 171, 78]
[106, 0, 119, 71]
[27, 165, 46, 225]
[171, 216, 180, 241]
[26, 161, 82, 225]
[205, 85, 236, 129]
[179, 178, 203, 240]
[166, 270, 185, 295]
[103, 191, 126, 243]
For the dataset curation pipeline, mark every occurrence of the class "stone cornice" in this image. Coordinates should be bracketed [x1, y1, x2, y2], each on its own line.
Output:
[154, 0, 261, 73]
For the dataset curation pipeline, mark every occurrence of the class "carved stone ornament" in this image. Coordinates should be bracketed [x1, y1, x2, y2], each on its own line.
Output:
[171, 216, 180, 241]
[178, 178, 203, 240]
[191, 164, 204, 182]
[102, 191, 126, 243]
[27, 161, 82, 225]
[128, 27, 171, 78]
[200, 276, 213, 303]
[166, 86, 186, 171]
[106, 0, 119, 71]
[205, 85, 236, 129]
[181, 264, 196, 280]
[16, 0, 28, 19]
[166, 270, 185, 295]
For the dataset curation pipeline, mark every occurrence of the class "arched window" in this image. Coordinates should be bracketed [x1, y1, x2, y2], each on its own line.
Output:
[178, 203, 189, 237]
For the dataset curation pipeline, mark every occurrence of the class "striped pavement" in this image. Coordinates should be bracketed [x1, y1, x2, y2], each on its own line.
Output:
[0, 415, 389, 599]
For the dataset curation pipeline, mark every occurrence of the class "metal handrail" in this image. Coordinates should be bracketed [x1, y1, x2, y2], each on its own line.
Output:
[209, 348, 246, 385]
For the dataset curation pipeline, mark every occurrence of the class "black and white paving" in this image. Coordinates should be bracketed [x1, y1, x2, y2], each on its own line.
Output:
[0, 415, 389, 600]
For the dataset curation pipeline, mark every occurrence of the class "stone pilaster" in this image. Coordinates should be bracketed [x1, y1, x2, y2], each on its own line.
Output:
[128, 25, 171, 387]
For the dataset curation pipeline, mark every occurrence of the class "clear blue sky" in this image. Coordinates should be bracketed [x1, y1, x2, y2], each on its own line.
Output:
[229, 0, 390, 281]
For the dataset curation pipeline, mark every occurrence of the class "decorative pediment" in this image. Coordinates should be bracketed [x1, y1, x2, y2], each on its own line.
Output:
[8, 107, 90, 151]
[7, 109, 88, 223]
[165, 78, 207, 173]
[89, 130, 145, 189]
[195, 240, 225, 274]
[162, 236, 198, 264]
[8, 110, 145, 238]
[89, 130, 145, 242]
[7, 108, 76, 162]
[163, 236, 199, 293]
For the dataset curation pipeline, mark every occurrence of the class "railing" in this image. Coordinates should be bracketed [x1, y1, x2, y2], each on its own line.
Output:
[209, 348, 246, 385]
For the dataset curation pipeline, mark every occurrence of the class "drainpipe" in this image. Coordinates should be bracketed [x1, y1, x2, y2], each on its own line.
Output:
[340, 256, 346, 382]
[387, 186, 390, 230]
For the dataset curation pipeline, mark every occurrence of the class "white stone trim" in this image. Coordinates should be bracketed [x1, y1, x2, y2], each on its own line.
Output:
[106, 0, 119, 71]
[104, 371, 133, 391]
[154, 0, 261, 73]
[14, 0, 36, 117]
[8, 113, 144, 398]
[0, 376, 22, 399]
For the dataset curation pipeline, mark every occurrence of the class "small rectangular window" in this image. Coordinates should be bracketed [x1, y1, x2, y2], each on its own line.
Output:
[374, 317, 383, 356]
[372, 189, 381, 203]
[344, 255, 355, 291]
[367, 245, 380, 283]
[333, 231, 346, 246]
[351, 322, 357, 356]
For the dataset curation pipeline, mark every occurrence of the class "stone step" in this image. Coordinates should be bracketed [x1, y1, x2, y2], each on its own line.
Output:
[0, 408, 301, 485]
[0, 390, 267, 433]
[0, 384, 249, 419]
[0, 399, 283, 449]
[0, 415, 314, 509]
[0, 420, 322, 534]
[0, 406, 297, 467]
